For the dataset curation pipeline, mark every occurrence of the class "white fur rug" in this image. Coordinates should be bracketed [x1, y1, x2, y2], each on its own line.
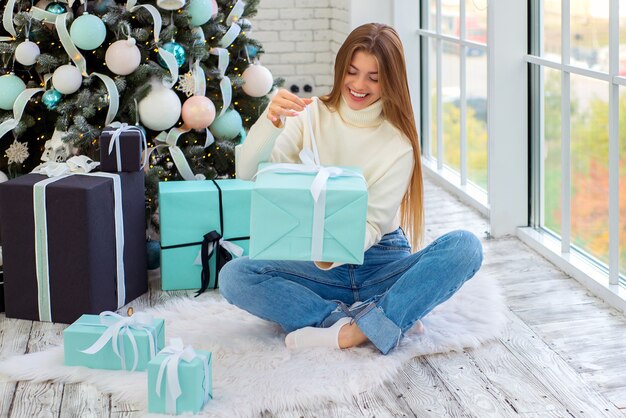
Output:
[0, 273, 506, 417]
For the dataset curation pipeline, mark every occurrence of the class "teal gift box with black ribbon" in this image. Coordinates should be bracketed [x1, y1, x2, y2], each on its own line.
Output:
[249, 162, 368, 264]
[63, 312, 165, 371]
[159, 179, 252, 292]
[148, 339, 212, 415]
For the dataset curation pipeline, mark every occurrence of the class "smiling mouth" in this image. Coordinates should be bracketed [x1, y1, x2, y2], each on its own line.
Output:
[349, 89, 368, 99]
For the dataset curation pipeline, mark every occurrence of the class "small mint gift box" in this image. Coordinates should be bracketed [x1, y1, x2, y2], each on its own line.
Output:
[159, 179, 252, 292]
[148, 338, 213, 415]
[63, 312, 165, 371]
[249, 162, 368, 264]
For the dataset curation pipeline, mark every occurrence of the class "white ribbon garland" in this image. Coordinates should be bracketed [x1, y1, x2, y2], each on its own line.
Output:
[253, 106, 364, 261]
[52, 13, 119, 125]
[150, 127, 207, 181]
[0, 88, 44, 141]
[2, 0, 17, 38]
[105, 122, 148, 171]
[80, 311, 159, 371]
[125, 2, 178, 89]
[155, 338, 211, 415]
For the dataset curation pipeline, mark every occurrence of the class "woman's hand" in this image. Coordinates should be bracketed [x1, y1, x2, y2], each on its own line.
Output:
[267, 88, 314, 127]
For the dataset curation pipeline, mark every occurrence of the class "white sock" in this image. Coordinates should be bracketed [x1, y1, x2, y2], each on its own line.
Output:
[285, 317, 352, 350]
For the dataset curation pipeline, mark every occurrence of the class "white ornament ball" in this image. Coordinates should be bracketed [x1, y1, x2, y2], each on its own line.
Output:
[105, 39, 141, 75]
[242, 64, 273, 97]
[138, 87, 182, 131]
[52, 65, 83, 94]
[0, 170, 7, 183]
[15, 40, 41, 66]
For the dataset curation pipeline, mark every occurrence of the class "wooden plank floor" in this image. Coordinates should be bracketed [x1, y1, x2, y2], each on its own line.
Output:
[1, 177, 626, 417]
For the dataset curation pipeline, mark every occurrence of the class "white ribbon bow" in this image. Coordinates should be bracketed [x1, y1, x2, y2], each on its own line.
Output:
[105, 122, 148, 171]
[80, 311, 158, 371]
[156, 338, 211, 415]
[32, 155, 100, 177]
[193, 238, 245, 266]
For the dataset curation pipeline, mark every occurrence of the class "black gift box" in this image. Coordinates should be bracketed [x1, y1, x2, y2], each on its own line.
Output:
[99, 126, 145, 172]
[0, 269, 4, 313]
[0, 172, 147, 323]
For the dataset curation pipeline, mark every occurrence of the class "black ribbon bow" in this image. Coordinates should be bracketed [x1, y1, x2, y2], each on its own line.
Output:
[195, 230, 233, 297]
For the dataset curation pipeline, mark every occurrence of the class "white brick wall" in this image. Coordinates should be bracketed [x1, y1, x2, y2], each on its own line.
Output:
[252, 0, 352, 96]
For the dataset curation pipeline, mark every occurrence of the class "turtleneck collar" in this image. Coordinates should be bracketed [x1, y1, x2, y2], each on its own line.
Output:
[338, 95, 384, 128]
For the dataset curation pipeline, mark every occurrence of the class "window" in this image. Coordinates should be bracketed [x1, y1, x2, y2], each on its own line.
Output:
[529, 0, 626, 285]
[419, 0, 489, 199]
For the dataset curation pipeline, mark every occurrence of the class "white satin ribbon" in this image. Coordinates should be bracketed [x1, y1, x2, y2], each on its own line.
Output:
[32, 155, 100, 177]
[0, 88, 44, 141]
[79, 311, 158, 371]
[253, 106, 364, 261]
[155, 338, 211, 415]
[51, 13, 119, 125]
[105, 122, 148, 171]
[193, 238, 244, 266]
[125, 2, 178, 88]
[150, 128, 207, 181]
[3, 0, 16, 38]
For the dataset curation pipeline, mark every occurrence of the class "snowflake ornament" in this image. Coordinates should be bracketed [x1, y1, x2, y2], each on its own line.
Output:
[5, 140, 29, 165]
[176, 72, 196, 97]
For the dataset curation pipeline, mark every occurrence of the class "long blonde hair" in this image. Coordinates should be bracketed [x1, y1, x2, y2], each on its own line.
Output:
[320, 23, 424, 249]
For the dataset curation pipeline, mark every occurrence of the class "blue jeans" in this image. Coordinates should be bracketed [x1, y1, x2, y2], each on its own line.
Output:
[219, 229, 483, 354]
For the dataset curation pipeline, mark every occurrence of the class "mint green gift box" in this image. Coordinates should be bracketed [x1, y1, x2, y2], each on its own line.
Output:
[159, 179, 252, 290]
[249, 163, 368, 264]
[148, 347, 213, 415]
[63, 314, 165, 371]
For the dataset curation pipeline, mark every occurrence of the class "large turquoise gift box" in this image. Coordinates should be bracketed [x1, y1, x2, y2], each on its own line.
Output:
[63, 312, 165, 371]
[148, 338, 212, 415]
[159, 179, 252, 292]
[249, 162, 368, 264]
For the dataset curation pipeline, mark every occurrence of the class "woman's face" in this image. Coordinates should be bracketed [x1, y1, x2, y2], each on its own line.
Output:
[342, 50, 381, 111]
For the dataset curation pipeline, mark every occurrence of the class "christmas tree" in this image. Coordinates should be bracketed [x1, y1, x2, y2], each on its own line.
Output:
[0, 0, 277, 217]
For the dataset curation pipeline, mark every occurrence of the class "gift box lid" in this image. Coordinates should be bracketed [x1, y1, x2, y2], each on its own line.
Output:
[65, 313, 165, 336]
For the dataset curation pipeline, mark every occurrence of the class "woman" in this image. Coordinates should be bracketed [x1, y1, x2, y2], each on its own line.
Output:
[219, 23, 483, 355]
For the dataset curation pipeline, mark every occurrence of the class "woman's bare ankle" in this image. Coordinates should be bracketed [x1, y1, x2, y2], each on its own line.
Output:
[338, 322, 369, 348]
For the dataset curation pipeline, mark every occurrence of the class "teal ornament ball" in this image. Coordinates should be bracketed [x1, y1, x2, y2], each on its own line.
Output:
[146, 240, 161, 270]
[93, 0, 113, 13]
[0, 74, 26, 111]
[158, 42, 186, 68]
[45, 2, 68, 14]
[245, 44, 259, 59]
[70, 14, 107, 50]
[187, 0, 216, 26]
[209, 108, 243, 140]
[42, 89, 62, 110]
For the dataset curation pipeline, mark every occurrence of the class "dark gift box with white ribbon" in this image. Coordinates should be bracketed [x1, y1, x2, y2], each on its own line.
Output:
[0, 269, 4, 313]
[0, 171, 147, 323]
[99, 123, 146, 173]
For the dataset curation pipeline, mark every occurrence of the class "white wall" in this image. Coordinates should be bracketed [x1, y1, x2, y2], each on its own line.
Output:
[253, 0, 402, 97]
